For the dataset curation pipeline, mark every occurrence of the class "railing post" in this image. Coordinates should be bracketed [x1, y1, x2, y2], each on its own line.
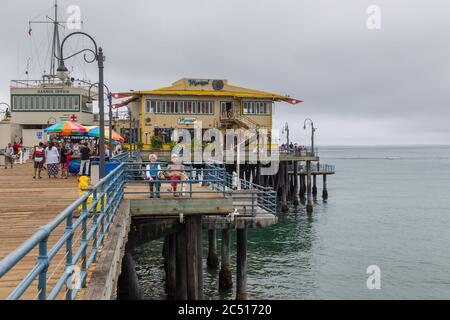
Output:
[189, 166, 193, 198]
[65, 213, 73, 300]
[222, 167, 226, 196]
[251, 189, 256, 215]
[100, 184, 107, 243]
[81, 199, 88, 288]
[37, 234, 49, 300]
[92, 189, 99, 262]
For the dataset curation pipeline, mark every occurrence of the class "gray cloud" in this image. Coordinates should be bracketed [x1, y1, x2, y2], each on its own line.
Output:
[1, 0, 449, 145]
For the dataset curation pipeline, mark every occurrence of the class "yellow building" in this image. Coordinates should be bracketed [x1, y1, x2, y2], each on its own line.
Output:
[116, 78, 301, 147]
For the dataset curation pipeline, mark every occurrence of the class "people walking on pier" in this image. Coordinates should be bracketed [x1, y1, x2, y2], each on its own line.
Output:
[4, 143, 14, 169]
[32, 142, 45, 179]
[78, 142, 91, 176]
[146, 154, 161, 198]
[167, 154, 185, 197]
[45, 142, 60, 178]
[59, 143, 69, 179]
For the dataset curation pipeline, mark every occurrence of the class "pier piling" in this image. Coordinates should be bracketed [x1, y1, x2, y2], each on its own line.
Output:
[299, 174, 306, 200]
[281, 163, 289, 213]
[322, 175, 329, 199]
[219, 228, 233, 290]
[185, 216, 201, 300]
[175, 226, 187, 300]
[312, 175, 318, 197]
[117, 253, 142, 300]
[293, 161, 300, 206]
[306, 161, 313, 213]
[236, 227, 248, 300]
[207, 229, 219, 269]
[196, 217, 204, 300]
[166, 234, 177, 300]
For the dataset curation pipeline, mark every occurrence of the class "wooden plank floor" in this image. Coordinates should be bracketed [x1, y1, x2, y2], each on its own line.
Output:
[0, 162, 80, 300]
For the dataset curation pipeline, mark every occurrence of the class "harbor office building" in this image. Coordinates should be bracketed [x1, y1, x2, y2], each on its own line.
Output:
[117, 78, 300, 147]
[0, 80, 94, 148]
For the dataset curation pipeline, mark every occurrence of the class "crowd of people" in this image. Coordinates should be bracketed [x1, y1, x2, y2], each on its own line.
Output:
[280, 142, 307, 156]
[29, 140, 103, 179]
[2, 139, 122, 179]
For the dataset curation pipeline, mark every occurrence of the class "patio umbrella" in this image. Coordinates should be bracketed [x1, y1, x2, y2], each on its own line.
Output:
[87, 126, 125, 142]
[44, 121, 88, 135]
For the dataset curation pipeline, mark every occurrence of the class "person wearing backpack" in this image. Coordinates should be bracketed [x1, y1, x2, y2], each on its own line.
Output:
[32, 142, 45, 179]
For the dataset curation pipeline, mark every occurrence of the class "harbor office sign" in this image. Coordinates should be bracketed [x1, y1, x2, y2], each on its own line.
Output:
[178, 117, 197, 125]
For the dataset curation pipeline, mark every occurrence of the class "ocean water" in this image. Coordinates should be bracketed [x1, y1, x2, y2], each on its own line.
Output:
[133, 145, 450, 300]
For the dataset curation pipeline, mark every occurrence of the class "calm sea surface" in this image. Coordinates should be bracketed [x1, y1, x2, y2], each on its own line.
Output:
[133, 145, 450, 300]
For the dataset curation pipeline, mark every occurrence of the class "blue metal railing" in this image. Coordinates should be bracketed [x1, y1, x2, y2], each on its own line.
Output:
[0, 151, 275, 299]
[123, 162, 227, 198]
[292, 163, 335, 174]
[0, 163, 127, 300]
[110, 150, 141, 163]
[206, 163, 277, 215]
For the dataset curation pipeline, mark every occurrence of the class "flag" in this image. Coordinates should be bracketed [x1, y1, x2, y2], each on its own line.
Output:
[28, 24, 32, 36]
[283, 97, 302, 105]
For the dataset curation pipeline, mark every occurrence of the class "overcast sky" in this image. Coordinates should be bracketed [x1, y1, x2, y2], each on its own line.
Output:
[0, 0, 449, 145]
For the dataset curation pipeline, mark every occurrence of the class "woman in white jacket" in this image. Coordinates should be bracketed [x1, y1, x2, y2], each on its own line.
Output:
[45, 142, 60, 178]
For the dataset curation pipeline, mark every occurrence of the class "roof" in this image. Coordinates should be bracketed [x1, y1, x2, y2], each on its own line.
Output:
[114, 79, 302, 104]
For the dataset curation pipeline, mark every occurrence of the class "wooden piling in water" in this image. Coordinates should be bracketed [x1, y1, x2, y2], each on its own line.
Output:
[299, 174, 306, 200]
[166, 234, 177, 300]
[196, 216, 204, 300]
[281, 162, 289, 212]
[175, 226, 187, 300]
[306, 161, 313, 213]
[293, 161, 300, 206]
[207, 229, 219, 269]
[312, 175, 318, 197]
[322, 174, 329, 199]
[117, 252, 142, 300]
[185, 216, 201, 300]
[219, 228, 233, 290]
[236, 227, 248, 300]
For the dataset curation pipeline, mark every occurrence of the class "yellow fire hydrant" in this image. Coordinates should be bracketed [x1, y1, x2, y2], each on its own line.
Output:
[77, 176, 106, 213]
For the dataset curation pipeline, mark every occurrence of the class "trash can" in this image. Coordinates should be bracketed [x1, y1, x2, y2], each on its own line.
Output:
[90, 157, 100, 185]
[105, 162, 121, 176]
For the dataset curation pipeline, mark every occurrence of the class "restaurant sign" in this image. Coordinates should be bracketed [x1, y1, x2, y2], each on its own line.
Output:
[178, 117, 197, 124]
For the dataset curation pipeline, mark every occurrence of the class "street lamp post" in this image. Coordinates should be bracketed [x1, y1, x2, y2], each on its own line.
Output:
[88, 83, 114, 158]
[128, 109, 133, 158]
[282, 122, 290, 147]
[303, 118, 316, 156]
[57, 32, 107, 178]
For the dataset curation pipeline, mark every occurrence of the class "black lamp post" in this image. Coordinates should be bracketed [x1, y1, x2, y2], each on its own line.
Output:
[282, 122, 290, 148]
[303, 118, 316, 156]
[57, 32, 106, 178]
[128, 109, 133, 158]
[88, 83, 114, 158]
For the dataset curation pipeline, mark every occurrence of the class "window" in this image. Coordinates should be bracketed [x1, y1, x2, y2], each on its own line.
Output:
[242, 101, 271, 115]
[11, 95, 80, 112]
[147, 100, 214, 114]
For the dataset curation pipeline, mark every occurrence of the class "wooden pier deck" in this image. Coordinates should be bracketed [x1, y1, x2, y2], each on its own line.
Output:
[0, 160, 277, 300]
[0, 162, 79, 300]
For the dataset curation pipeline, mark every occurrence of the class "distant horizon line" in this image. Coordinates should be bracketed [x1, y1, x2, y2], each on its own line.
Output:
[313, 144, 450, 148]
